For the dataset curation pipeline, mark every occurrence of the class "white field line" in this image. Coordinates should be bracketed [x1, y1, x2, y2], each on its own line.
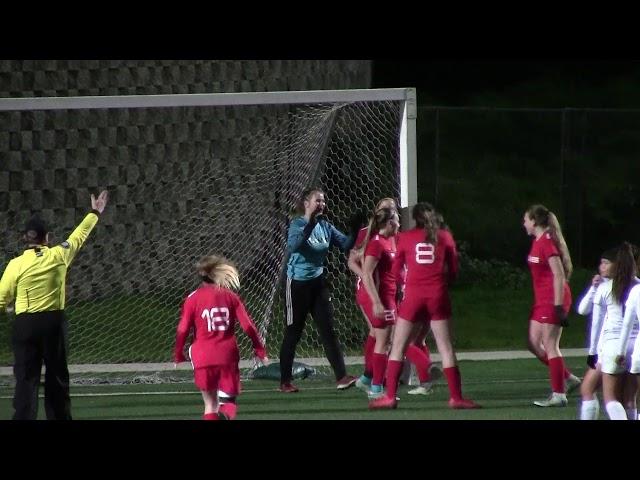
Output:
[0, 348, 588, 377]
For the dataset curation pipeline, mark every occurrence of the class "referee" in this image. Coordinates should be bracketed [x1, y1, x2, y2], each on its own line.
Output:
[0, 190, 108, 420]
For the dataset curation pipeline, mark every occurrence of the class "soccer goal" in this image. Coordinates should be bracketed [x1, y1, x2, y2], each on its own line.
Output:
[0, 88, 417, 382]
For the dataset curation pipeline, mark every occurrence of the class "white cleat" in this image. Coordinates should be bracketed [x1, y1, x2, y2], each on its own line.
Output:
[565, 374, 582, 394]
[407, 382, 434, 396]
[533, 392, 568, 407]
[368, 389, 385, 400]
[355, 378, 371, 394]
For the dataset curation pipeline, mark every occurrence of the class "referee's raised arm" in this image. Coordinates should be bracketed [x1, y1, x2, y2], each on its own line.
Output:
[55, 190, 109, 266]
[3, 189, 109, 421]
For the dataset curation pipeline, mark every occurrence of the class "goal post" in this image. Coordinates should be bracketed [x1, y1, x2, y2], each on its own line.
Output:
[0, 88, 417, 379]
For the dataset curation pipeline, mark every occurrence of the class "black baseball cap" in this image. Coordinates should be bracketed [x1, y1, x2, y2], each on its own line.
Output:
[23, 216, 48, 243]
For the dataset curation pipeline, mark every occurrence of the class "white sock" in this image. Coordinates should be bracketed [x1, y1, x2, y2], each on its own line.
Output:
[605, 401, 628, 420]
[626, 408, 637, 421]
[580, 399, 599, 420]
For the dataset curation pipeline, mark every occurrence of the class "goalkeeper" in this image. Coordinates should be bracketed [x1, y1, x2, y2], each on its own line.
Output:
[0, 190, 109, 420]
[279, 187, 360, 393]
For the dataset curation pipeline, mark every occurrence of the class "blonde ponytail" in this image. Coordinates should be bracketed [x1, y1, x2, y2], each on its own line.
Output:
[196, 255, 241, 290]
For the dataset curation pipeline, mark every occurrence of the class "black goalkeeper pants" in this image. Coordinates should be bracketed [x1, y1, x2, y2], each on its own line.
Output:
[279, 275, 347, 383]
[12, 310, 72, 420]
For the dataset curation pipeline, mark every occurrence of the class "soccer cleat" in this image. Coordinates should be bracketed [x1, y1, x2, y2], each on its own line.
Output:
[448, 398, 481, 409]
[533, 392, 568, 407]
[407, 382, 434, 396]
[336, 375, 357, 390]
[368, 385, 385, 400]
[429, 363, 444, 382]
[355, 375, 372, 393]
[565, 374, 582, 394]
[279, 382, 299, 393]
[369, 395, 398, 410]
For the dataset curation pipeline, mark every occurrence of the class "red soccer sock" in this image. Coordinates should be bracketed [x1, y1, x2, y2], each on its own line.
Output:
[443, 366, 463, 401]
[372, 352, 388, 386]
[541, 354, 572, 379]
[203, 413, 220, 421]
[406, 344, 431, 383]
[420, 343, 432, 366]
[548, 357, 566, 393]
[363, 335, 376, 378]
[385, 360, 404, 400]
[218, 402, 237, 420]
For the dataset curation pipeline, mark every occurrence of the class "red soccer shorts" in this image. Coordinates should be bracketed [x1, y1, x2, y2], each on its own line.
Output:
[398, 291, 452, 323]
[360, 292, 396, 328]
[193, 365, 241, 395]
[530, 290, 572, 325]
[529, 304, 571, 324]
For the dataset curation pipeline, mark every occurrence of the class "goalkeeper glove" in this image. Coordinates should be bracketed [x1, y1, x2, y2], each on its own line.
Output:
[586, 354, 598, 369]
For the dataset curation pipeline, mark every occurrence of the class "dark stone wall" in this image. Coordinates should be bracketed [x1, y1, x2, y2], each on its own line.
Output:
[0, 60, 371, 97]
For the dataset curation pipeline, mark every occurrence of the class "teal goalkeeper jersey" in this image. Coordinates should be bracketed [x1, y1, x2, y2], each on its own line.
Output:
[286, 217, 354, 281]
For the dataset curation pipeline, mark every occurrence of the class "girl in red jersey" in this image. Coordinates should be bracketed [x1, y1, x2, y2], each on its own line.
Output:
[349, 199, 436, 394]
[348, 198, 396, 390]
[369, 203, 479, 410]
[174, 255, 267, 420]
[523, 205, 580, 407]
[358, 208, 401, 398]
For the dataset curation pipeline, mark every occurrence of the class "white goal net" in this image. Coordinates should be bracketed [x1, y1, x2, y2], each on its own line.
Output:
[0, 89, 416, 381]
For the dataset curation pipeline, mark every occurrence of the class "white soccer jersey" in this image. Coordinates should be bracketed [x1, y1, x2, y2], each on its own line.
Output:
[593, 278, 640, 343]
[579, 279, 610, 355]
[616, 284, 640, 374]
[594, 278, 640, 374]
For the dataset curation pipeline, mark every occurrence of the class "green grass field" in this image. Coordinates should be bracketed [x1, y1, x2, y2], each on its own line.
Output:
[0, 267, 595, 365]
[0, 357, 596, 420]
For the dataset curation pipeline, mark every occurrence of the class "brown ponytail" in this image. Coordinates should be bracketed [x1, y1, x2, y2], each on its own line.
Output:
[412, 202, 439, 246]
[527, 204, 573, 280]
[611, 242, 638, 304]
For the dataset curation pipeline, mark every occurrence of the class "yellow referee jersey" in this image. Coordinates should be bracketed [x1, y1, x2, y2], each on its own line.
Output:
[0, 212, 99, 314]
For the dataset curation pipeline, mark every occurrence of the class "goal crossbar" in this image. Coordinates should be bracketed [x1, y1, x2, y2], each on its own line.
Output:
[0, 88, 413, 111]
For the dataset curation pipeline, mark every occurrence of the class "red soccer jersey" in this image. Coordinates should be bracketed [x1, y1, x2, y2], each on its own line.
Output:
[394, 228, 458, 295]
[355, 227, 368, 249]
[527, 232, 570, 306]
[364, 233, 397, 299]
[173, 284, 265, 368]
